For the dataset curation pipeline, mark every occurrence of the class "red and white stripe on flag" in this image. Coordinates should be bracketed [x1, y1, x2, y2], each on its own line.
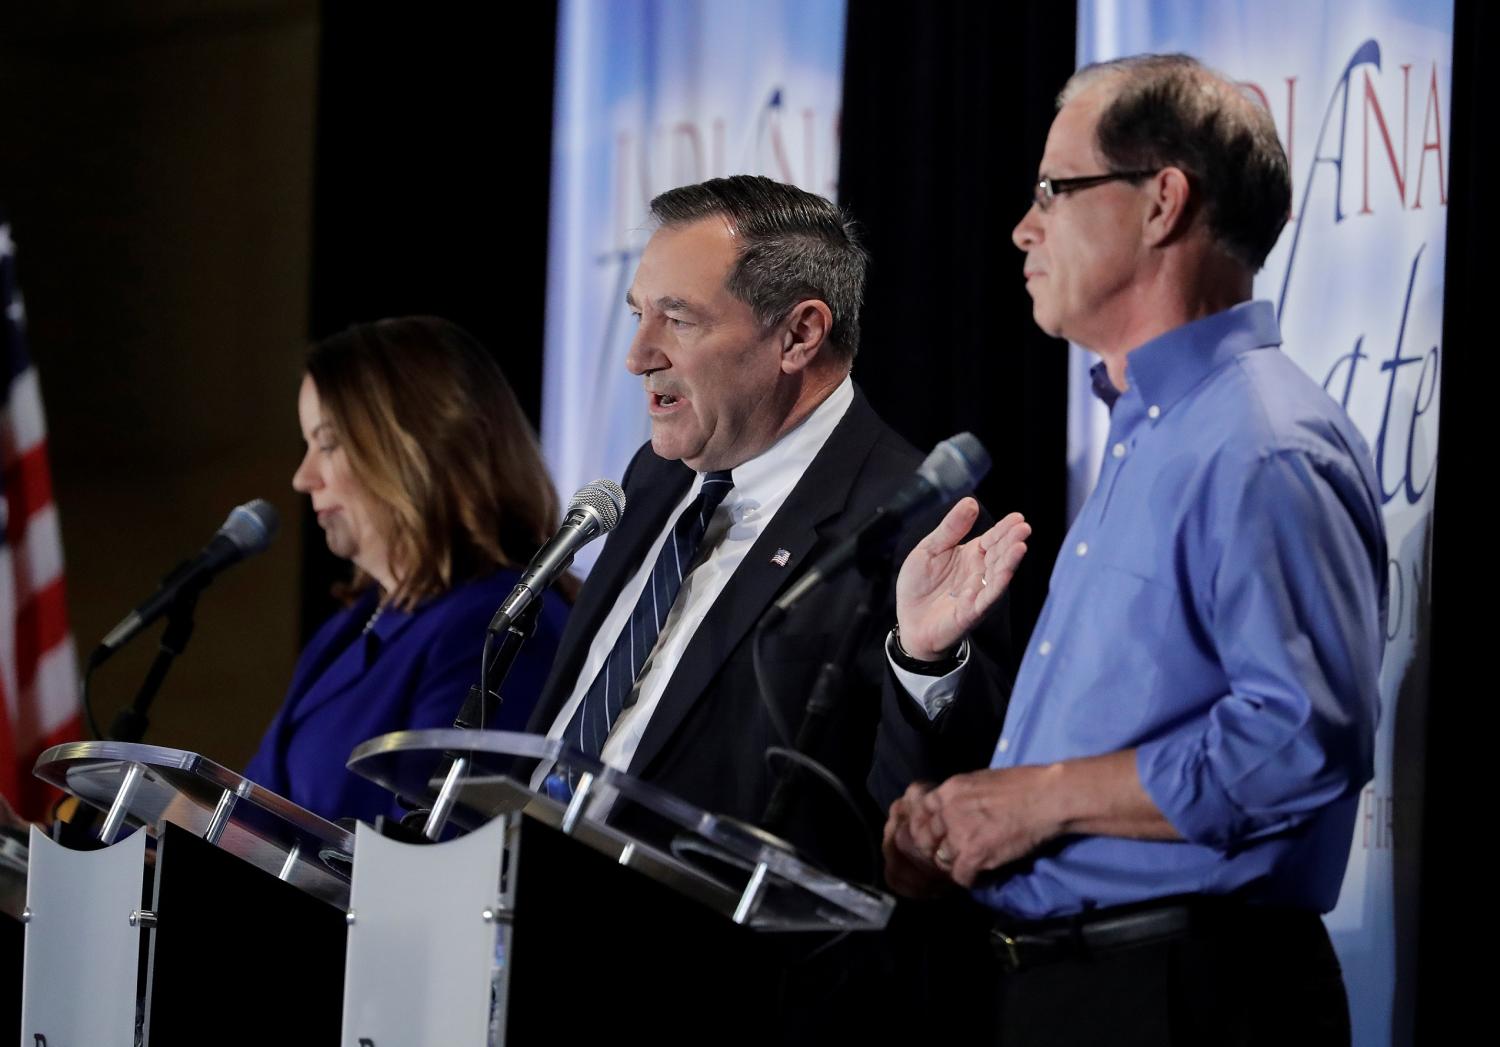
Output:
[0, 218, 81, 821]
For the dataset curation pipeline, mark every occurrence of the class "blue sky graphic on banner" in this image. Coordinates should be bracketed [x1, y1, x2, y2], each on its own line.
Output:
[1075, 3, 1451, 1044]
[542, 0, 847, 572]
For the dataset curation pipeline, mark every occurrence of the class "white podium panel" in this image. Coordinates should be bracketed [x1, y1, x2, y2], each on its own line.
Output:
[341, 815, 509, 1047]
[21, 825, 146, 1047]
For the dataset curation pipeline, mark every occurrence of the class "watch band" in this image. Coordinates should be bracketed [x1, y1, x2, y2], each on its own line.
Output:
[890, 625, 964, 676]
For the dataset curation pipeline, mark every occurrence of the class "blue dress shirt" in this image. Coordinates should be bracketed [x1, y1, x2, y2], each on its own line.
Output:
[244, 569, 568, 825]
[977, 301, 1387, 920]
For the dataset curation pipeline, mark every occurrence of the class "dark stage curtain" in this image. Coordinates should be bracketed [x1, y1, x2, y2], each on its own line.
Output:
[837, 2, 1078, 642]
[1417, 0, 1484, 1038]
[301, 1, 559, 640]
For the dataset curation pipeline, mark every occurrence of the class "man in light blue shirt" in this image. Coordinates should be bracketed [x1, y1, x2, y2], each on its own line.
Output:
[882, 54, 1385, 1044]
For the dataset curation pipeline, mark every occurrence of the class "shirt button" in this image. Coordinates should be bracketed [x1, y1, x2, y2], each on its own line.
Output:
[1075, 541, 1088, 557]
[1039, 640, 1052, 656]
[1148, 405, 1161, 419]
[1112, 442, 1126, 458]
[997, 738, 1010, 754]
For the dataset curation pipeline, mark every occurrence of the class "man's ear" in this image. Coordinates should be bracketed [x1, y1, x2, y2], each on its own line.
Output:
[781, 299, 833, 374]
[1142, 166, 1194, 248]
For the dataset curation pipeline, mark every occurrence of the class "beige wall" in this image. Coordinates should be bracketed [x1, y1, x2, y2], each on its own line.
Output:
[0, 1, 319, 769]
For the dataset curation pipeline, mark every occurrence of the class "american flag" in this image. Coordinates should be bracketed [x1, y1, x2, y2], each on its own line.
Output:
[0, 216, 80, 820]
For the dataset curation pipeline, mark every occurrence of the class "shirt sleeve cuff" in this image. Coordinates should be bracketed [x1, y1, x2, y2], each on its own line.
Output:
[886, 633, 969, 721]
[1137, 733, 1248, 850]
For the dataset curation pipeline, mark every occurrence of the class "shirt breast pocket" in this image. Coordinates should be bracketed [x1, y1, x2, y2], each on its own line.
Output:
[1066, 559, 1183, 752]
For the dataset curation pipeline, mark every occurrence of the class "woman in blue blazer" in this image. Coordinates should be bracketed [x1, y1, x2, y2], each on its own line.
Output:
[245, 316, 570, 825]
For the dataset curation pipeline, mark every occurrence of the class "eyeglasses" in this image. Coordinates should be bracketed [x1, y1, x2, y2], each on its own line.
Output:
[1032, 170, 1157, 212]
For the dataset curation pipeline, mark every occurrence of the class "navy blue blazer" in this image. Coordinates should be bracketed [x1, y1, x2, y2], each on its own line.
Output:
[245, 569, 567, 824]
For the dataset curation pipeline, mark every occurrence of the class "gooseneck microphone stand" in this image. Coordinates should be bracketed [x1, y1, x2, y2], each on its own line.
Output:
[400, 599, 544, 841]
[68, 577, 205, 845]
[102, 589, 202, 745]
[83, 555, 213, 745]
[457, 599, 543, 732]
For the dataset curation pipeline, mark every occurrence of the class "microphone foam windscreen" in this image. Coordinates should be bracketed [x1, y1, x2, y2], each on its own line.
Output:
[220, 499, 280, 554]
[921, 433, 992, 500]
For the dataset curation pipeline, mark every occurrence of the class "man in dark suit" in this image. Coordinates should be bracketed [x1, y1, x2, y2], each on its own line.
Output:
[525, 175, 1027, 882]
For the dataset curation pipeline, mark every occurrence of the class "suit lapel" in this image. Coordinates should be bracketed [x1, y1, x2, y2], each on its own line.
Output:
[629, 392, 886, 777]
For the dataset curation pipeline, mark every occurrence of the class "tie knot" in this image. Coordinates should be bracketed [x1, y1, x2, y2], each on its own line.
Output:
[693, 471, 735, 519]
[697, 469, 734, 515]
[700, 470, 734, 507]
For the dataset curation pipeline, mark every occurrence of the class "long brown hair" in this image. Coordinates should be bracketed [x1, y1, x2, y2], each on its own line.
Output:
[307, 316, 569, 611]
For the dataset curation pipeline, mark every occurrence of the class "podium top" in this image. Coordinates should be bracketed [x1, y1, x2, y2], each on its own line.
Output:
[35, 740, 355, 907]
[347, 729, 895, 933]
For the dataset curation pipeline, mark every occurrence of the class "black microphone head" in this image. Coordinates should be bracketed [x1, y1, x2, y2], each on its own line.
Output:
[567, 478, 626, 534]
[919, 433, 991, 500]
[218, 499, 280, 556]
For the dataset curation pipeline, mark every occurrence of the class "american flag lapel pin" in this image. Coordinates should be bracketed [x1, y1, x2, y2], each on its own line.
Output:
[770, 548, 792, 567]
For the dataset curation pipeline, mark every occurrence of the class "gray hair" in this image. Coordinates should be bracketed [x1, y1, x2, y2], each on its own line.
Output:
[648, 175, 868, 360]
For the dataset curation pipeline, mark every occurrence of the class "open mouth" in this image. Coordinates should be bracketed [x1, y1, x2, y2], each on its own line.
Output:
[651, 392, 686, 412]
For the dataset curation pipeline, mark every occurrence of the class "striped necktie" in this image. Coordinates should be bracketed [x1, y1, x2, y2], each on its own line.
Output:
[563, 469, 735, 759]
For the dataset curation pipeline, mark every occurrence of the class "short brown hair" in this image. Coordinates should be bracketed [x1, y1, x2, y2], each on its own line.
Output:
[1062, 54, 1292, 271]
[307, 316, 561, 611]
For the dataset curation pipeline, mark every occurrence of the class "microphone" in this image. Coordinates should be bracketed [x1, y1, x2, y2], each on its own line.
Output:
[488, 479, 626, 634]
[91, 499, 281, 664]
[765, 433, 990, 623]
